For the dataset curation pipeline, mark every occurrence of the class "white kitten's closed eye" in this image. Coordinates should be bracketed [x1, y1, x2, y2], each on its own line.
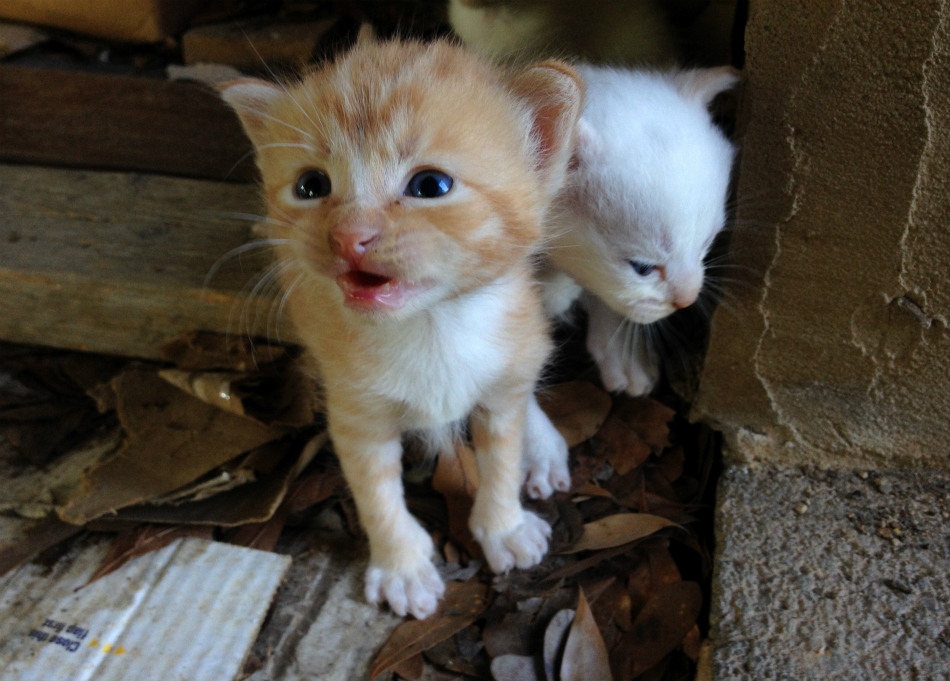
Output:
[629, 260, 657, 277]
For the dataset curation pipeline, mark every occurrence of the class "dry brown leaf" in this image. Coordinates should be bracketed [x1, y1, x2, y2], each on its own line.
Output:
[614, 397, 675, 452]
[87, 524, 214, 584]
[390, 653, 425, 680]
[228, 452, 340, 551]
[55, 368, 286, 525]
[572, 483, 615, 500]
[648, 543, 683, 590]
[560, 589, 614, 681]
[433, 444, 479, 498]
[562, 513, 679, 554]
[158, 369, 248, 416]
[587, 578, 632, 654]
[542, 609, 574, 681]
[114, 433, 327, 528]
[597, 397, 676, 477]
[654, 445, 686, 483]
[432, 444, 480, 555]
[567, 439, 610, 491]
[0, 515, 83, 577]
[494, 654, 543, 681]
[537, 381, 612, 447]
[490, 654, 542, 681]
[483, 617, 535, 658]
[370, 579, 490, 678]
[160, 331, 288, 371]
[618, 581, 703, 678]
[543, 543, 633, 584]
[682, 624, 703, 661]
[597, 412, 651, 476]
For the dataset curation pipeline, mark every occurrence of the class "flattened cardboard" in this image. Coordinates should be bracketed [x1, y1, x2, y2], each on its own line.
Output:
[0, 536, 291, 680]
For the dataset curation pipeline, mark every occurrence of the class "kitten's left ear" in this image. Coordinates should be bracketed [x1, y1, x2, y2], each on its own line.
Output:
[218, 78, 284, 148]
[509, 60, 585, 196]
[672, 66, 741, 110]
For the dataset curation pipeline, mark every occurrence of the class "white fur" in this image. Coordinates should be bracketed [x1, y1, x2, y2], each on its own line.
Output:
[522, 392, 571, 498]
[544, 65, 737, 395]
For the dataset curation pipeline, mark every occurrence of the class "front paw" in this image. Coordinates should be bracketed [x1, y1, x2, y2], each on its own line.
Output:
[608, 354, 660, 396]
[365, 559, 445, 619]
[588, 334, 659, 396]
[471, 511, 551, 574]
[523, 432, 570, 500]
[523, 396, 571, 499]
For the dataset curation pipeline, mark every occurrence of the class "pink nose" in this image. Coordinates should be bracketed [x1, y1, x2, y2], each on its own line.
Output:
[672, 296, 696, 310]
[671, 280, 703, 310]
[329, 226, 379, 261]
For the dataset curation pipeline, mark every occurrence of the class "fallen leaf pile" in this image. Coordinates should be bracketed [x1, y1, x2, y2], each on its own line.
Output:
[0, 334, 719, 681]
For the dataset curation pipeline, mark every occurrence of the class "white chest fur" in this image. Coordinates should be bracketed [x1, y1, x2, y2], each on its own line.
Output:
[348, 278, 516, 430]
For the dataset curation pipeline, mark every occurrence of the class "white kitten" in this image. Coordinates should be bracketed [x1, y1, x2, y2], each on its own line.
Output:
[542, 65, 739, 395]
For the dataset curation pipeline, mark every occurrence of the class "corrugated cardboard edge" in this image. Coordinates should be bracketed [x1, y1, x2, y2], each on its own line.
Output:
[0, 536, 291, 681]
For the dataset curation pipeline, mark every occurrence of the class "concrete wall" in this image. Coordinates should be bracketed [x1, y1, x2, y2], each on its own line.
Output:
[694, 0, 949, 468]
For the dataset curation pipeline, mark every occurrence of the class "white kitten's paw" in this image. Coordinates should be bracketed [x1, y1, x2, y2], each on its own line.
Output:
[589, 335, 660, 396]
[472, 511, 551, 574]
[523, 433, 570, 499]
[524, 453, 571, 499]
[523, 396, 571, 499]
[365, 560, 445, 619]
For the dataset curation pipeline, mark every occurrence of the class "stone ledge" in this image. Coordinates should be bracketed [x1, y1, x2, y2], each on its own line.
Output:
[705, 462, 950, 680]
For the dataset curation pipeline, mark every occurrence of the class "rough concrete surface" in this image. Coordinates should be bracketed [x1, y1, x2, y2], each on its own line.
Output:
[238, 530, 402, 681]
[709, 463, 950, 680]
[695, 0, 950, 468]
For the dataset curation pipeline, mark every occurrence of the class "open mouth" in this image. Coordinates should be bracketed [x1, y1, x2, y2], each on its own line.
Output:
[341, 270, 393, 289]
[336, 268, 417, 311]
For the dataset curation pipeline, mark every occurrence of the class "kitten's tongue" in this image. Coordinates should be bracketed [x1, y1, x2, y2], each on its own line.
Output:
[336, 269, 411, 311]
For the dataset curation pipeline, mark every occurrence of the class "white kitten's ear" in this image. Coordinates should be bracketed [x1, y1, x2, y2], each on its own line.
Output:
[509, 60, 585, 196]
[672, 66, 740, 110]
[356, 23, 376, 45]
[218, 78, 284, 148]
[572, 118, 601, 168]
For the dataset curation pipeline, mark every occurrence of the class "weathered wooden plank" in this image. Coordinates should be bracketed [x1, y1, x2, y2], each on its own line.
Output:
[0, 164, 298, 360]
[0, 65, 256, 182]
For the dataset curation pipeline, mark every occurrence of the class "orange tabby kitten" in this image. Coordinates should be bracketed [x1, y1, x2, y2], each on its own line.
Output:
[220, 40, 581, 618]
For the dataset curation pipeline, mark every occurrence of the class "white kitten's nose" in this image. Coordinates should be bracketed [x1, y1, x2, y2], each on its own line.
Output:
[672, 296, 696, 310]
[671, 273, 703, 309]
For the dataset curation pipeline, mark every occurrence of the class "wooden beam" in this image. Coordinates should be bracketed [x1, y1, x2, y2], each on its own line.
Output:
[0, 65, 256, 182]
[0, 164, 298, 360]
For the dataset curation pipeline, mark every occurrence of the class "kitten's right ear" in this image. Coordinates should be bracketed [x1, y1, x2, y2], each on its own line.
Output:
[672, 66, 740, 110]
[218, 78, 284, 148]
[509, 60, 585, 197]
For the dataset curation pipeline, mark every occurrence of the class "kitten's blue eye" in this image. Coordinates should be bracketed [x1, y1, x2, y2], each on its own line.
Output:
[405, 170, 453, 199]
[295, 170, 331, 199]
[630, 260, 656, 277]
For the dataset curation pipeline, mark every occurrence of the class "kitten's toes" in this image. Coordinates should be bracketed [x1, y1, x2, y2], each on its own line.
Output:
[523, 396, 571, 499]
[365, 561, 445, 619]
[594, 347, 659, 396]
[472, 511, 551, 574]
[523, 447, 571, 499]
[622, 361, 660, 397]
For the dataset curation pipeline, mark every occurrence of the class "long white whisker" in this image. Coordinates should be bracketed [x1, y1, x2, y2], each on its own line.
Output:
[274, 271, 305, 345]
[204, 238, 289, 287]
